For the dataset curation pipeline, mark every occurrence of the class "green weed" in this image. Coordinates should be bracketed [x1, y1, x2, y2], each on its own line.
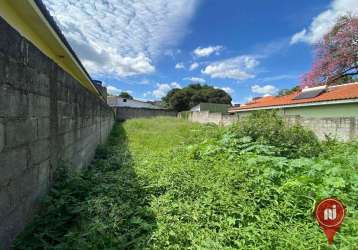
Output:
[13, 116, 358, 249]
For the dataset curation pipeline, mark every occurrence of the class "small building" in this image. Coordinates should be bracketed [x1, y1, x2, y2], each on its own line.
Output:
[229, 82, 358, 118]
[107, 96, 162, 109]
[190, 103, 230, 113]
[108, 96, 177, 121]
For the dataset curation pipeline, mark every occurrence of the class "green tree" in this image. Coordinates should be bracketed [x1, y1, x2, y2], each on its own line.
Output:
[162, 88, 181, 107]
[118, 92, 133, 99]
[162, 84, 232, 111]
[277, 86, 300, 96]
[170, 91, 191, 111]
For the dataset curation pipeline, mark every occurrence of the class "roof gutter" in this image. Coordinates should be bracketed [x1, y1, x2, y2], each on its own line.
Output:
[229, 98, 358, 113]
[0, 0, 101, 98]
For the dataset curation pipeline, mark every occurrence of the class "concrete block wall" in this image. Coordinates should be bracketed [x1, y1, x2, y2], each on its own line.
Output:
[0, 17, 114, 249]
[285, 116, 358, 141]
[115, 107, 177, 121]
[179, 111, 238, 126]
[221, 113, 239, 126]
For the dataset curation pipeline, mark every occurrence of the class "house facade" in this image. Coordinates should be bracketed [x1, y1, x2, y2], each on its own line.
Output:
[229, 83, 358, 118]
[229, 83, 358, 141]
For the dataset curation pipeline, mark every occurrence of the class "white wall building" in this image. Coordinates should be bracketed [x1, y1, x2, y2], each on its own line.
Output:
[107, 96, 162, 109]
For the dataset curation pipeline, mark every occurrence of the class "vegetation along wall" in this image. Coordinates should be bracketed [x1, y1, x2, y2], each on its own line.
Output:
[181, 109, 358, 141]
[235, 104, 358, 141]
[0, 17, 114, 249]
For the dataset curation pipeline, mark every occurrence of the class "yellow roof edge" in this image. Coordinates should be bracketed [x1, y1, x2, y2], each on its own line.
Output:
[0, 0, 104, 100]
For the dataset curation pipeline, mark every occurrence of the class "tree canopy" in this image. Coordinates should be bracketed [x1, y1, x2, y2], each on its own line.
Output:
[301, 15, 358, 87]
[118, 91, 133, 99]
[277, 86, 300, 96]
[162, 84, 232, 111]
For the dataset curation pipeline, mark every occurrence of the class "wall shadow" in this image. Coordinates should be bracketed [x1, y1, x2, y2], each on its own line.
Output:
[12, 122, 156, 250]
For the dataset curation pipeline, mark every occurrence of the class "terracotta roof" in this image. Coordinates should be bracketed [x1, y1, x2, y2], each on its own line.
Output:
[230, 82, 358, 113]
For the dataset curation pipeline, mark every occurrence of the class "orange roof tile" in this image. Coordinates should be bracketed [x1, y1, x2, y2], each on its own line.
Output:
[230, 82, 358, 113]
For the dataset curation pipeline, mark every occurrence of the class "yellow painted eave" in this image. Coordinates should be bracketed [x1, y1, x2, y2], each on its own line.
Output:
[0, 0, 101, 97]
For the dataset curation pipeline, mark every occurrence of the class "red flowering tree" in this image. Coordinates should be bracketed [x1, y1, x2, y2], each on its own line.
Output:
[301, 15, 358, 87]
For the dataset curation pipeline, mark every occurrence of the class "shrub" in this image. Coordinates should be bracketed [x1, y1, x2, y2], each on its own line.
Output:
[229, 111, 321, 158]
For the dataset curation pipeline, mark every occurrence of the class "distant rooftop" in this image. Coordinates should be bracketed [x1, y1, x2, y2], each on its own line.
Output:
[107, 96, 163, 109]
[230, 82, 358, 113]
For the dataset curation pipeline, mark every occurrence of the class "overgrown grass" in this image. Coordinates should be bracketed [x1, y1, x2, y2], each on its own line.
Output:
[13, 124, 156, 249]
[14, 116, 358, 249]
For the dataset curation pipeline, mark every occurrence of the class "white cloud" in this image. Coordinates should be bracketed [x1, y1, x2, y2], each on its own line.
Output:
[43, 0, 200, 77]
[290, 29, 308, 45]
[290, 0, 358, 44]
[151, 82, 182, 98]
[184, 77, 206, 83]
[193, 45, 223, 57]
[189, 62, 199, 71]
[215, 86, 234, 95]
[251, 84, 278, 96]
[175, 63, 185, 69]
[106, 85, 122, 96]
[221, 87, 234, 95]
[202, 55, 259, 80]
[105, 85, 133, 96]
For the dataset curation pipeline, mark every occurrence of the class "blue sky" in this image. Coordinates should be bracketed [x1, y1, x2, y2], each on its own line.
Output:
[44, 0, 357, 104]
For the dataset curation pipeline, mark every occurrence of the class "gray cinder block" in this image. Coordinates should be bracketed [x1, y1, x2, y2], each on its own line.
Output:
[0, 16, 115, 249]
[0, 122, 4, 153]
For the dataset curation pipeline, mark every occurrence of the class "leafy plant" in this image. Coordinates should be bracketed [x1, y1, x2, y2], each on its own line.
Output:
[229, 111, 321, 158]
[13, 117, 358, 249]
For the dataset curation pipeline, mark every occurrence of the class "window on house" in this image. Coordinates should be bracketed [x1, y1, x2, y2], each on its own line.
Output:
[123, 99, 127, 102]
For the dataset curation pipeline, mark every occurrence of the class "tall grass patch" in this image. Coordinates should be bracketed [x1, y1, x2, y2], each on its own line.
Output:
[14, 116, 358, 249]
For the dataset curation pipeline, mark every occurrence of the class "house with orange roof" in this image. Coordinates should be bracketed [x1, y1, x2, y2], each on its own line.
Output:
[229, 82, 358, 118]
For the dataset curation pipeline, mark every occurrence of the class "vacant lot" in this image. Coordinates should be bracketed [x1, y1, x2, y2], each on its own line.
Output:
[14, 116, 358, 249]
